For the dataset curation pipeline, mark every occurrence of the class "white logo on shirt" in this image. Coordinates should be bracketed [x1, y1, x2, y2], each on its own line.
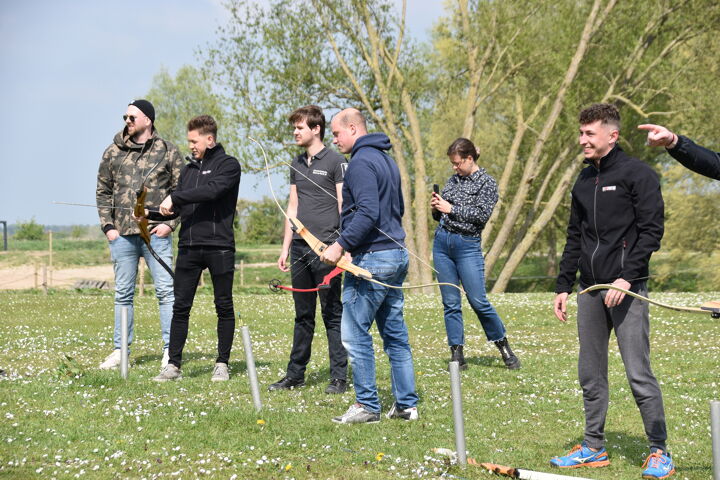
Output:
[602, 186, 616, 192]
[312, 169, 327, 176]
[202, 170, 212, 175]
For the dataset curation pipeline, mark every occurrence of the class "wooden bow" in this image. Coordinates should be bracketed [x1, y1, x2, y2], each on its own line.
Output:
[249, 136, 463, 293]
[579, 283, 720, 318]
[134, 187, 174, 279]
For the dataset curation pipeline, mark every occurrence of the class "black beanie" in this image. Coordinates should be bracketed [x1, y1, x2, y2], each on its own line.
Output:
[128, 99, 155, 123]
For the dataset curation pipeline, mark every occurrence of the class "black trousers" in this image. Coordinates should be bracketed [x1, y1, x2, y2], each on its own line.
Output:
[168, 246, 235, 368]
[286, 240, 347, 380]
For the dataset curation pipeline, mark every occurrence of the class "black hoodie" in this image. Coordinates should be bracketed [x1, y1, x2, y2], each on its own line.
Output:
[556, 145, 664, 293]
[151, 144, 241, 249]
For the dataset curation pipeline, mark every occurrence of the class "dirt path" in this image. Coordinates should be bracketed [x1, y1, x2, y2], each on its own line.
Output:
[0, 265, 114, 290]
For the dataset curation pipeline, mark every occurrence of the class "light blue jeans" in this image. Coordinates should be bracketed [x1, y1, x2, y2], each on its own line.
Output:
[341, 249, 418, 413]
[109, 234, 174, 350]
[433, 227, 506, 345]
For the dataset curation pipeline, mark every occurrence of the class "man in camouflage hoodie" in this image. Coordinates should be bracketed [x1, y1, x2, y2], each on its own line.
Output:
[96, 99, 184, 370]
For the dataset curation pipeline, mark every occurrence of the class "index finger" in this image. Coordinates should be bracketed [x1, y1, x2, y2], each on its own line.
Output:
[637, 124, 660, 132]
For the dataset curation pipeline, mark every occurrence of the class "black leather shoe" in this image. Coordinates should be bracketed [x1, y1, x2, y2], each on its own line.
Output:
[449, 345, 468, 370]
[325, 378, 348, 394]
[268, 376, 305, 391]
[494, 337, 521, 370]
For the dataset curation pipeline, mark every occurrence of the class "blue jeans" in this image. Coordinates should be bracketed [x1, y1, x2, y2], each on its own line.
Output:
[109, 234, 174, 350]
[433, 227, 506, 345]
[341, 249, 418, 413]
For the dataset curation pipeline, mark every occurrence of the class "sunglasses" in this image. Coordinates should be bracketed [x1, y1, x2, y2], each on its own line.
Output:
[123, 114, 143, 123]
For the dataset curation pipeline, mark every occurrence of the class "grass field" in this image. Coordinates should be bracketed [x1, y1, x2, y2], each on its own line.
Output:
[1, 289, 718, 479]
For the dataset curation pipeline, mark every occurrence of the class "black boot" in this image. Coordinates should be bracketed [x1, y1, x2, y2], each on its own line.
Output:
[494, 337, 520, 370]
[449, 345, 468, 370]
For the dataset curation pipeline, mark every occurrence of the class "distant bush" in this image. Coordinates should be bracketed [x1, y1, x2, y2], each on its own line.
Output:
[14, 218, 44, 241]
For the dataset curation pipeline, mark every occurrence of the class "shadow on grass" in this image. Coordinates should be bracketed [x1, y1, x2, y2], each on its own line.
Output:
[467, 354, 506, 369]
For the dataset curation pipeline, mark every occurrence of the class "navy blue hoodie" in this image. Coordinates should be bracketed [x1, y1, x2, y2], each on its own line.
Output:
[336, 133, 406, 254]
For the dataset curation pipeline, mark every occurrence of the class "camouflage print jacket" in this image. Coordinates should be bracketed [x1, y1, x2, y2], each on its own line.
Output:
[96, 128, 185, 235]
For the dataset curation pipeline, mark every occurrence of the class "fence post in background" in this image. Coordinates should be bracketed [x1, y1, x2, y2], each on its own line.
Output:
[120, 307, 129, 380]
[48, 230, 53, 287]
[138, 258, 145, 297]
[449, 361, 467, 467]
[199, 270, 205, 288]
[0, 221, 7, 251]
[42, 265, 48, 295]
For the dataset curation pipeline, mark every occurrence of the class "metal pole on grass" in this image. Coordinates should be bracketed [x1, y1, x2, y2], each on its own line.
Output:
[120, 307, 129, 379]
[449, 361, 467, 466]
[712, 400, 720, 480]
[241, 323, 262, 411]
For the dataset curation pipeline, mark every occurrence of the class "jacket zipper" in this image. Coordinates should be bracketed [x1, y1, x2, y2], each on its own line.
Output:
[589, 170, 600, 284]
[620, 238, 626, 270]
[188, 161, 201, 246]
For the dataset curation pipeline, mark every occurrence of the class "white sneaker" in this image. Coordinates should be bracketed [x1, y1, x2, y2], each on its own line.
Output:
[99, 349, 122, 370]
[161, 349, 169, 369]
[211, 362, 229, 381]
[332, 403, 380, 424]
[154, 364, 182, 382]
[386, 402, 419, 421]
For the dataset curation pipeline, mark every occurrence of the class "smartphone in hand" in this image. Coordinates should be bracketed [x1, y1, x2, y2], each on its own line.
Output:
[433, 184, 439, 196]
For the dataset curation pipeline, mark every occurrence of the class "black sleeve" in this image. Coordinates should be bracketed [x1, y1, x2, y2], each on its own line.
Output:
[667, 136, 720, 180]
[622, 166, 664, 282]
[555, 192, 582, 293]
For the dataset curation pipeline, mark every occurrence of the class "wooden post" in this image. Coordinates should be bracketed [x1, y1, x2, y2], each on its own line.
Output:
[42, 265, 48, 295]
[199, 270, 205, 287]
[138, 257, 145, 297]
[48, 230, 53, 287]
[240, 259, 244, 287]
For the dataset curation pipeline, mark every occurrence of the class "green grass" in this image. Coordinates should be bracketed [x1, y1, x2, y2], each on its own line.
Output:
[0, 290, 718, 479]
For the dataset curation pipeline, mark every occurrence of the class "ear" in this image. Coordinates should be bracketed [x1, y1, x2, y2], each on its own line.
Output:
[609, 129, 619, 144]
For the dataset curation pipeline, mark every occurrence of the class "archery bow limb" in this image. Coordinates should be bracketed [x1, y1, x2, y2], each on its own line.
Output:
[579, 283, 720, 318]
[249, 136, 464, 293]
[134, 188, 175, 279]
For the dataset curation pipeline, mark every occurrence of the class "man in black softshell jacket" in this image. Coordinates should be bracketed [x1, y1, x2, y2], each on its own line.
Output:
[551, 104, 675, 479]
[149, 115, 241, 383]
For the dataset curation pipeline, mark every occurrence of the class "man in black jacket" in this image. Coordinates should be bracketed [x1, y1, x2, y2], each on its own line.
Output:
[551, 104, 674, 479]
[150, 115, 241, 382]
[638, 123, 720, 180]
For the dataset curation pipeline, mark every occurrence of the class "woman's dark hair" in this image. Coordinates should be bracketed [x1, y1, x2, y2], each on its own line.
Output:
[446, 137, 479, 161]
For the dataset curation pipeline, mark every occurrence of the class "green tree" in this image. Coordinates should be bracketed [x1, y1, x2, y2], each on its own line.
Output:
[236, 197, 284, 244]
[430, 0, 720, 292]
[14, 218, 44, 240]
[146, 65, 226, 155]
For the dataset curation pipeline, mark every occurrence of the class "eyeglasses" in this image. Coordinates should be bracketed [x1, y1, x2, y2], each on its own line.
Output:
[123, 114, 144, 123]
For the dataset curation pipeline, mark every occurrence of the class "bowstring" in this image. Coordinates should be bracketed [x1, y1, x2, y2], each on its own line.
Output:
[249, 136, 463, 293]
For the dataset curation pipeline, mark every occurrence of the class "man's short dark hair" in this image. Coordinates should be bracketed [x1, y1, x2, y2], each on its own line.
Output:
[579, 103, 620, 130]
[288, 105, 325, 140]
[187, 115, 218, 137]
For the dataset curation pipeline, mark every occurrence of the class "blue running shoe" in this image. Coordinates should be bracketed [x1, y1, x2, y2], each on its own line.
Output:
[550, 443, 610, 468]
[642, 449, 675, 479]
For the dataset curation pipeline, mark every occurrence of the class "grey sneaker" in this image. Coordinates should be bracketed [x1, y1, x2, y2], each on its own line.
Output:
[332, 403, 380, 424]
[386, 402, 419, 420]
[153, 364, 182, 382]
[211, 362, 229, 382]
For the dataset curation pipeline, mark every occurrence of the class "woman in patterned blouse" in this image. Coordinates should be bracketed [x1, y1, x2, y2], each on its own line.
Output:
[430, 137, 520, 370]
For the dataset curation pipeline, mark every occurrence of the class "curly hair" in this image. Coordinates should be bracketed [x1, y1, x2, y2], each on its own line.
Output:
[578, 103, 620, 130]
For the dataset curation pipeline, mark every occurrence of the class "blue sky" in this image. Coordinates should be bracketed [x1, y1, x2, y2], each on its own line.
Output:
[0, 1, 443, 226]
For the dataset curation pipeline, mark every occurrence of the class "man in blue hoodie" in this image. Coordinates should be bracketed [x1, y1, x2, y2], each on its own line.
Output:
[320, 108, 419, 424]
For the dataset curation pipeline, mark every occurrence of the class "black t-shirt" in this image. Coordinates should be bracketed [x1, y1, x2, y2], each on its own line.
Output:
[290, 147, 347, 242]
